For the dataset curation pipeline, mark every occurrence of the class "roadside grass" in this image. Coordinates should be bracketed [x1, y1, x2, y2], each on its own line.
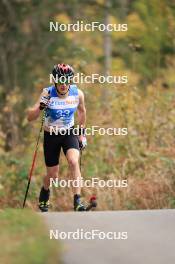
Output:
[0, 209, 61, 264]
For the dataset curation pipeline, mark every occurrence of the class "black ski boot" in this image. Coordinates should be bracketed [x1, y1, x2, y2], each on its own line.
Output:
[38, 187, 50, 212]
[74, 194, 86, 211]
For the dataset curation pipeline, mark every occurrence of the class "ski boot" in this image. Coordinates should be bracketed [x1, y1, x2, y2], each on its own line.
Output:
[38, 187, 50, 212]
[74, 194, 86, 211]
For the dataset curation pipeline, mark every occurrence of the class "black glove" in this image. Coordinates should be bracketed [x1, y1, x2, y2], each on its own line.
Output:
[79, 136, 87, 150]
[39, 95, 50, 110]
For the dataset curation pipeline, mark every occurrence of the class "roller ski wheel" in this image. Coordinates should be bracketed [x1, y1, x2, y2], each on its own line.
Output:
[85, 196, 97, 211]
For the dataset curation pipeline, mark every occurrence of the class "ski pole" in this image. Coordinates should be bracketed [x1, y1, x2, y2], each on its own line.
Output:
[79, 149, 82, 172]
[22, 109, 46, 208]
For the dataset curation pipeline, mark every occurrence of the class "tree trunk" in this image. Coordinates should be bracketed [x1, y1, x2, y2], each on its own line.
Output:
[104, 0, 111, 76]
[101, 0, 112, 108]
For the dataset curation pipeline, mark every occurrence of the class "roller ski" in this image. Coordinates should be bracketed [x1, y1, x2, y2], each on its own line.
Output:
[74, 195, 97, 211]
[85, 196, 97, 211]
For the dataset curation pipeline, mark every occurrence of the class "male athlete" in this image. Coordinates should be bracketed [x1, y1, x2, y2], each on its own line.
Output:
[27, 64, 87, 212]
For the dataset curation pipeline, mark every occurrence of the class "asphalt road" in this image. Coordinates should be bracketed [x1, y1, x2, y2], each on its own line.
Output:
[42, 209, 175, 264]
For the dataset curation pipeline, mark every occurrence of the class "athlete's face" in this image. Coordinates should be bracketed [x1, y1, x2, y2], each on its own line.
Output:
[56, 83, 69, 94]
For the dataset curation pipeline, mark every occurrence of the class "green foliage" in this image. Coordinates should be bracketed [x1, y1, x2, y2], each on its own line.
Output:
[0, 209, 59, 264]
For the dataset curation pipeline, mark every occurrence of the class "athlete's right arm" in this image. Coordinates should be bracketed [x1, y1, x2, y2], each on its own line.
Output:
[27, 89, 50, 122]
[27, 97, 41, 122]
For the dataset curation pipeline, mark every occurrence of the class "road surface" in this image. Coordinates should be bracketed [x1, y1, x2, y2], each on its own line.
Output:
[42, 209, 175, 264]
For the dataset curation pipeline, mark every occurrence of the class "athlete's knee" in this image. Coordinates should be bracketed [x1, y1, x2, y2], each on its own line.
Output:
[68, 158, 79, 169]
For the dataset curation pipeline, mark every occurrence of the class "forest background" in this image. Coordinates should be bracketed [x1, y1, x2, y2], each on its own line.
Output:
[0, 0, 175, 211]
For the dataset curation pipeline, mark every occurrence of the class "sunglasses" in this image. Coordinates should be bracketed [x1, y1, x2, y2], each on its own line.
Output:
[56, 78, 72, 85]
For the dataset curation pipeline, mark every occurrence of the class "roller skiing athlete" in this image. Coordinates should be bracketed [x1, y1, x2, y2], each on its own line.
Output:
[27, 64, 96, 212]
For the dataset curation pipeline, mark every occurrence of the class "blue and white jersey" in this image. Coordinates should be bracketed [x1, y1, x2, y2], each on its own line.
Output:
[43, 85, 79, 129]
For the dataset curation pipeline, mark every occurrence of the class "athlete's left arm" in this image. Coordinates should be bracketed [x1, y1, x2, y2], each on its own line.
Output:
[77, 89, 86, 128]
